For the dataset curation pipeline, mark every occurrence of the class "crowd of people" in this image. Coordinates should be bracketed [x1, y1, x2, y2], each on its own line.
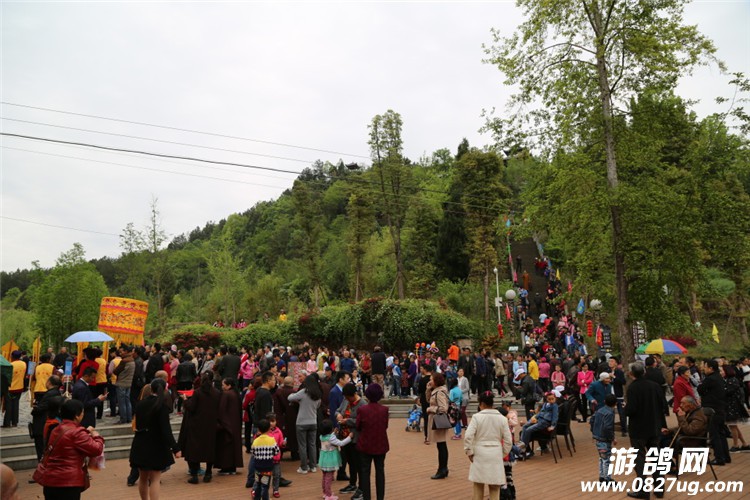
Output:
[2, 317, 749, 500]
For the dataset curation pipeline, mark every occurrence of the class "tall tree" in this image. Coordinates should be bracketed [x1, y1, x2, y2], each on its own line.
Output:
[457, 150, 509, 321]
[144, 197, 173, 336]
[30, 243, 108, 347]
[368, 110, 412, 299]
[485, 0, 719, 362]
[292, 180, 325, 309]
[346, 192, 375, 302]
[205, 217, 246, 325]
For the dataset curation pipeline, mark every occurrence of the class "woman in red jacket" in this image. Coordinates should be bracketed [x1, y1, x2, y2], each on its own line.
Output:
[356, 383, 390, 500]
[672, 366, 694, 414]
[35, 398, 105, 499]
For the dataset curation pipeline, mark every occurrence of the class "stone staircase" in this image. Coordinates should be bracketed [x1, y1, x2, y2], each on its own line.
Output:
[0, 419, 181, 471]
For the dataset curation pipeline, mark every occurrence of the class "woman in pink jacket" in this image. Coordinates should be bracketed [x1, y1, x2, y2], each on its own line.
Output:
[576, 363, 594, 422]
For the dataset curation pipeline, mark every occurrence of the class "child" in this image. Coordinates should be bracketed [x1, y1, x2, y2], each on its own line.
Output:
[251, 419, 281, 500]
[448, 377, 463, 439]
[319, 419, 352, 500]
[590, 393, 617, 483]
[266, 413, 285, 498]
[551, 363, 566, 388]
[501, 400, 519, 442]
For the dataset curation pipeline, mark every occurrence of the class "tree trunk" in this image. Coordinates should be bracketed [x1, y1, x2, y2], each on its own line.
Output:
[592, 3, 633, 363]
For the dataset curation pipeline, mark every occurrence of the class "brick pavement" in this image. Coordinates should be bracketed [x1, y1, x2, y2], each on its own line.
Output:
[11, 414, 749, 500]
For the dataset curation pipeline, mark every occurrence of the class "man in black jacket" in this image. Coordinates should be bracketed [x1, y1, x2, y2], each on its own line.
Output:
[217, 346, 242, 386]
[370, 346, 387, 391]
[457, 348, 475, 383]
[30, 375, 63, 460]
[176, 354, 197, 413]
[698, 359, 730, 465]
[625, 361, 667, 499]
[144, 343, 164, 383]
[72, 367, 106, 428]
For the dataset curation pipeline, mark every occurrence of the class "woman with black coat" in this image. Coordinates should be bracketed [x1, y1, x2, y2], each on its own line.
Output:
[130, 378, 181, 500]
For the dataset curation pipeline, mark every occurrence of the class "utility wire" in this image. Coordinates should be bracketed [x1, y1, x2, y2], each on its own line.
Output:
[3, 146, 485, 219]
[1, 133, 505, 210]
[1, 101, 371, 159]
[1, 216, 119, 237]
[2, 117, 318, 164]
[2, 146, 292, 191]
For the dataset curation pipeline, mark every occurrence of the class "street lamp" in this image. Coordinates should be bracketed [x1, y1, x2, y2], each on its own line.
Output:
[493, 268, 502, 326]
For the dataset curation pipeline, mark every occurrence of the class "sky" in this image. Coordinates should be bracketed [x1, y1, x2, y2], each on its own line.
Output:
[1, 1, 748, 272]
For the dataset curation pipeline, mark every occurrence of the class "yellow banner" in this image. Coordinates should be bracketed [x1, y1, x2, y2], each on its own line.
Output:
[1, 340, 19, 360]
[98, 297, 149, 346]
[32, 337, 42, 363]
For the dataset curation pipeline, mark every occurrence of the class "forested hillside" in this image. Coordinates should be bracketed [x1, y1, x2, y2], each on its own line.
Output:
[2, 100, 749, 355]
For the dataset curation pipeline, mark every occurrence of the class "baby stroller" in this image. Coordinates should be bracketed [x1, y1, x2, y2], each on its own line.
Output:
[405, 405, 422, 432]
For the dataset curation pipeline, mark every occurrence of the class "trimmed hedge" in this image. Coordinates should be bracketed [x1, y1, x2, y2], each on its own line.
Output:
[165, 298, 482, 352]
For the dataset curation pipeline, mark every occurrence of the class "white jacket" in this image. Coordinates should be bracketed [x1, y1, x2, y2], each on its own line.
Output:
[463, 409, 513, 485]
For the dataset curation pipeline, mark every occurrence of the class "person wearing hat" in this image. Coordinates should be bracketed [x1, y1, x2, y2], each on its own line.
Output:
[514, 368, 537, 420]
[585, 372, 614, 414]
[2, 351, 26, 427]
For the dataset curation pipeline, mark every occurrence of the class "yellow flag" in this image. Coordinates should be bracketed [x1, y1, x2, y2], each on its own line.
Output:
[32, 337, 42, 363]
[1, 340, 19, 360]
[556, 268, 561, 280]
[712, 323, 720, 343]
[77, 342, 89, 365]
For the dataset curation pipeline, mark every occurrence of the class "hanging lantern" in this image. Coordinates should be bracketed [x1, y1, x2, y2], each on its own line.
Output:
[497, 323, 504, 338]
[587, 320, 593, 337]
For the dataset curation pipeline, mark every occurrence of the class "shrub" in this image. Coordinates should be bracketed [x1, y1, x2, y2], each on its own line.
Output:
[168, 325, 224, 350]
[666, 335, 698, 348]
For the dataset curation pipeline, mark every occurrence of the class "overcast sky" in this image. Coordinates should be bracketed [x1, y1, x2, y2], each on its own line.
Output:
[1, 1, 748, 272]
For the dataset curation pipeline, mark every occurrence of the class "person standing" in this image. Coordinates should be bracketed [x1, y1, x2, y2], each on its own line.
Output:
[457, 348, 474, 391]
[625, 362, 667, 499]
[698, 359, 730, 465]
[180, 372, 220, 484]
[113, 346, 136, 424]
[426, 372, 450, 479]
[93, 348, 108, 420]
[215, 378, 243, 475]
[31, 353, 55, 405]
[336, 383, 366, 498]
[130, 378, 181, 500]
[289, 374, 322, 474]
[72, 367, 106, 428]
[370, 347, 386, 392]
[217, 346, 242, 386]
[33, 399, 105, 500]
[463, 391, 513, 500]
[418, 364, 434, 443]
[175, 354, 197, 414]
[356, 383, 389, 500]
[2, 351, 26, 427]
[31, 375, 63, 461]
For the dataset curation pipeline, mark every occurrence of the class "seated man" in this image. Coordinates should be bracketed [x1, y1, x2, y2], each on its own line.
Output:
[519, 392, 559, 458]
[660, 396, 708, 470]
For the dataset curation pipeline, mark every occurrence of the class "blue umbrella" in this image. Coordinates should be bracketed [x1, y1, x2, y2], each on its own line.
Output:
[64, 331, 114, 343]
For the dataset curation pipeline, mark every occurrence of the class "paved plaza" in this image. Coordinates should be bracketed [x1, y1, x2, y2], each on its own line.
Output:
[9, 413, 749, 500]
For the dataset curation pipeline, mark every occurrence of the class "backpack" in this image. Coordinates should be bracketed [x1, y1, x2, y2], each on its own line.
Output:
[447, 401, 461, 426]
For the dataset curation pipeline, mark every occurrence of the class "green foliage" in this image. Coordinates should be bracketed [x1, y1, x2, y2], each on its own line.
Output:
[0, 309, 39, 351]
[309, 298, 482, 351]
[223, 323, 294, 351]
[30, 243, 109, 347]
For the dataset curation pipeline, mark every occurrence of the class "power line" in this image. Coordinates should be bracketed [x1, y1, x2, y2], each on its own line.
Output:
[1, 132, 303, 175]
[1, 216, 119, 237]
[4, 145, 482, 219]
[1, 101, 371, 159]
[2, 117, 321, 164]
[1, 132, 505, 210]
[2, 146, 293, 190]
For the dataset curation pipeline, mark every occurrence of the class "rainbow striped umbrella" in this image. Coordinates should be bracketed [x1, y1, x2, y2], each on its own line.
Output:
[636, 338, 688, 355]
